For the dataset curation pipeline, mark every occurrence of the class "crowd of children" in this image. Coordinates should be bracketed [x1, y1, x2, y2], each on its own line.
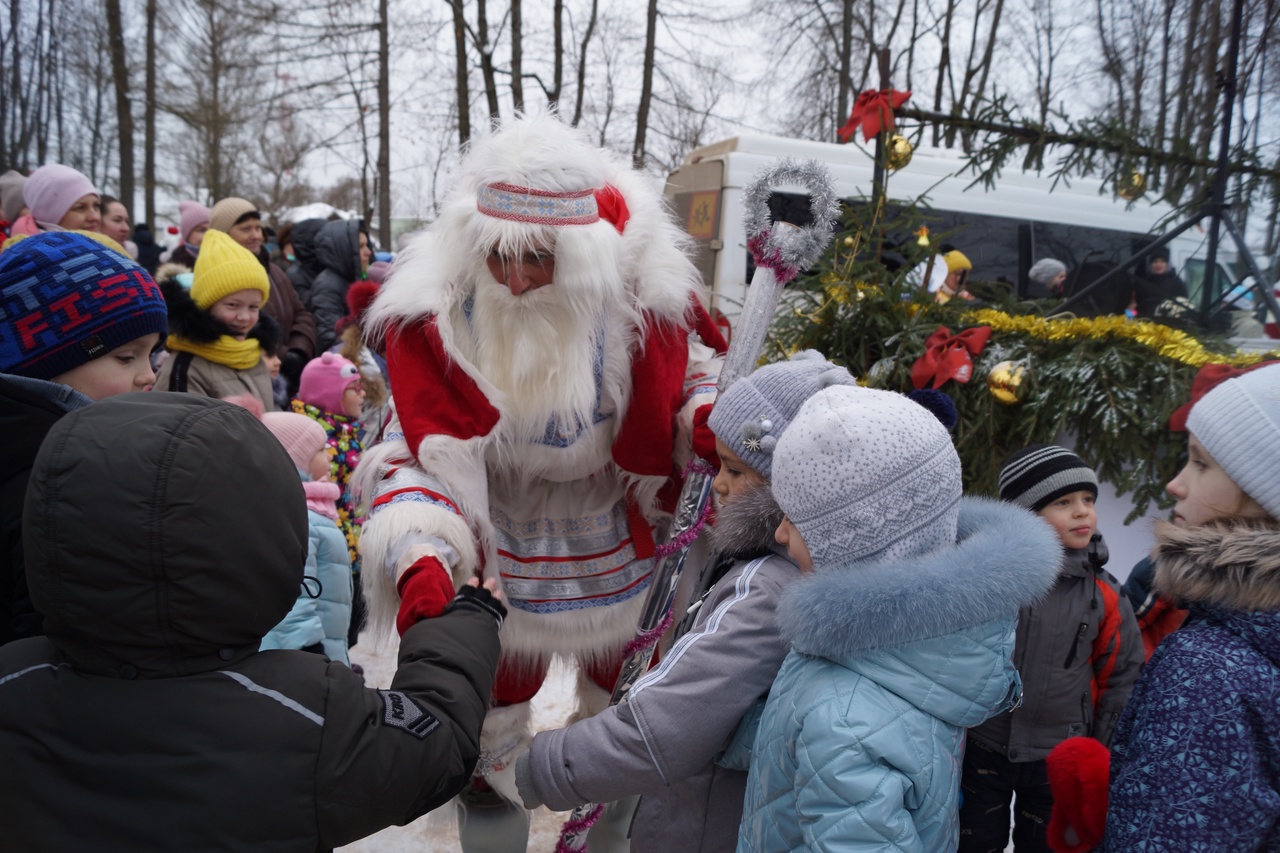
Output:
[0, 173, 1277, 850]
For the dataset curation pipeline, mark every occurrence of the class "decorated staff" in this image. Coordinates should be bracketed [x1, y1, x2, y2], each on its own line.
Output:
[555, 158, 840, 852]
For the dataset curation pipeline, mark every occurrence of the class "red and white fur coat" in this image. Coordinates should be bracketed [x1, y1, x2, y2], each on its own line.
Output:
[354, 113, 722, 800]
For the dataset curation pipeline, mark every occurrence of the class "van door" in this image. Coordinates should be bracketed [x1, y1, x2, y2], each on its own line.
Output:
[664, 160, 725, 295]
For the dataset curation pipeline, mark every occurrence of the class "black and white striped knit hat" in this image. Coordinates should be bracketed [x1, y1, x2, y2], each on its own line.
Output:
[998, 444, 1098, 512]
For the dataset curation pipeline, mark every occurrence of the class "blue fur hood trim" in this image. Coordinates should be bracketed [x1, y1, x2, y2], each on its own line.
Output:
[778, 497, 1061, 660]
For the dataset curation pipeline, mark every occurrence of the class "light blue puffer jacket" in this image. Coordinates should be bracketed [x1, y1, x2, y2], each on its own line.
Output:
[260, 483, 352, 665]
[734, 498, 1061, 852]
[306, 501, 353, 665]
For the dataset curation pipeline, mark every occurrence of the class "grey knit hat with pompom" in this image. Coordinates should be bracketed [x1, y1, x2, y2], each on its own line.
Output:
[707, 350, 854, 481]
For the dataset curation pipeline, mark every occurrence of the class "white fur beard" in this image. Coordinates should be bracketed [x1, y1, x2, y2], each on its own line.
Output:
[466, 279, 608, 442]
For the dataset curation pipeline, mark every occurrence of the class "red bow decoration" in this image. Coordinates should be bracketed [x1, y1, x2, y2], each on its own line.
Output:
[839, 89, 912, 143]
[910, 325, 992, 390]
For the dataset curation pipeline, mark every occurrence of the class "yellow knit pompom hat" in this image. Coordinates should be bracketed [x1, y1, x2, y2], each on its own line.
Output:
[944, 249, 972, 274]
[191, 229, 270, 310]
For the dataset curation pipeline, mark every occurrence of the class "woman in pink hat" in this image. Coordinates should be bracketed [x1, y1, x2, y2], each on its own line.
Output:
[167, 200, 211, 268]
[22, 164, 101, 233]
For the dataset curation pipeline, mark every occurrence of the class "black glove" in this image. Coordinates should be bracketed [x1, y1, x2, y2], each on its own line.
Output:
[301, 642, 326, 655]
[281, 349, 309, 396]
[444, 584, 507, 627]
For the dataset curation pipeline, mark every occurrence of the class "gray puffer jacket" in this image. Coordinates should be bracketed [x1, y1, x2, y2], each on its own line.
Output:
[310, 219, 364, 352]
[519, 487, 801, 853]
[968, 534, 1143, 761]
[0, 393, 499, 851]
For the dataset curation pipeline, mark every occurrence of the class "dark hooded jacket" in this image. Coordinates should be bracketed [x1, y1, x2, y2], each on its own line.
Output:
[310, 219, 365, 352]
[259, 246, 317, 359]
[132, 223, 163, 275]
[0, 374, 91, 646]
[287, 218, 326, 309]
[0, 394, 500, 851]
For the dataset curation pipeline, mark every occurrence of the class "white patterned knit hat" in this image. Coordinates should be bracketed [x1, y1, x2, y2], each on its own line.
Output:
[772, 385, 962, 568]
[1187, 362, 1280, 519]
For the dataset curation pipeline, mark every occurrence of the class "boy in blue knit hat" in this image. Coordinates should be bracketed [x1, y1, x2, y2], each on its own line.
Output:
[2, 230, 168, 644]
[512, 351, 852, 853]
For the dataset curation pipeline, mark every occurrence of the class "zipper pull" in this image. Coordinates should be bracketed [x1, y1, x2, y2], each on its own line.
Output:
[1064, 621, 1088, 668]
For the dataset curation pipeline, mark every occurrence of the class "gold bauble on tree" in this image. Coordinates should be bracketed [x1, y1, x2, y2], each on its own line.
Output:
[987, 360, 1028, 405]
[1117, 169, 1147, 201]
[887, 134, 913, 171]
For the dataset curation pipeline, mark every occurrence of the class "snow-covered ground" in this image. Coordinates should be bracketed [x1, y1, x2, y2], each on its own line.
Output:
[337, 629, 578, 853]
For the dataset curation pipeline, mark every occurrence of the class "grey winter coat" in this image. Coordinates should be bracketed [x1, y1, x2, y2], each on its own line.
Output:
[0, 393, 500, 851]
[969, 535, 1144, 761]
[310, 219, 364, 352]
[519, 489, 801, 853]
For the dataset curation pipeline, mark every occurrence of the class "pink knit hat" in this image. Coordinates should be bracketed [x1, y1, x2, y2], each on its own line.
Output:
[24, 164, 98, 227]
[178, 200, 211, 242]
[297, 352, 361, 414]
[262, 412, 328, 471]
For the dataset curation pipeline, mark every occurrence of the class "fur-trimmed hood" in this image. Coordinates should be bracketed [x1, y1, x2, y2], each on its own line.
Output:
[1153, 519, 1280, 613]
[160, 277, 279, 348]
[779, 497, 1062, 661]
[706, 483, 786, 561]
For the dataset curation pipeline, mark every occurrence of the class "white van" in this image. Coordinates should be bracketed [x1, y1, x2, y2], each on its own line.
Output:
[664, 132, 1236, 320]
[664, 133, 1260, 578]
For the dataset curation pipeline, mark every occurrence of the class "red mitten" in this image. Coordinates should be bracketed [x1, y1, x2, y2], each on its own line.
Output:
[692, 403, 718, 470]
[1046, 736, 1111, 853]
[395, 556, 457, 636]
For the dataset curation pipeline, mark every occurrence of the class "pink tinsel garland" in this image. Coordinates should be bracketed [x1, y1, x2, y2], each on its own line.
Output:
[747, 231, 800, 284]
[556, 459, 716, 851]
[555, 804, 605, 852]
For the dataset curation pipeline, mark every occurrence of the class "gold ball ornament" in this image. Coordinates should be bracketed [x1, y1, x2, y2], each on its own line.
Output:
[986, 360, 1027, 405]
[887, 134, 913, 171]
[1117, 169, 1147, 201]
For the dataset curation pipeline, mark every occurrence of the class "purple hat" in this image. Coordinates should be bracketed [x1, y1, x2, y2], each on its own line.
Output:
[178, 200, 211, 243]
[23, 164, 98, 227]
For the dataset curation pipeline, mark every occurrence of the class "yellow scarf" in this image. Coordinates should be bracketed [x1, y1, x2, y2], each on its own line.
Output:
[166, 334, 263, 370]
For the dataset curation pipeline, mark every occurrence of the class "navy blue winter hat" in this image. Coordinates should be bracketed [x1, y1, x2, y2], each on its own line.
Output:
[0, 231, 167, 380]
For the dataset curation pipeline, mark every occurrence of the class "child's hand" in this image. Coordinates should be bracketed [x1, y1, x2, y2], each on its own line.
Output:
[463, 575, 504, 603]
[448, 578, 507, 627]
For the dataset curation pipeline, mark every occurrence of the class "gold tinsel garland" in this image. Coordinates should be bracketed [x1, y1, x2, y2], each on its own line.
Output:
[962, 308, 1278, 368]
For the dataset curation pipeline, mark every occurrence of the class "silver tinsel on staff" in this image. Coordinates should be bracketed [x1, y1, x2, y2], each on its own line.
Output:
[557, 158, 839, 852]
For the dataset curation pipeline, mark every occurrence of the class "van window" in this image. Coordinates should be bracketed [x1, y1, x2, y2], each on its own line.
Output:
[1183, 259, 1234, 308]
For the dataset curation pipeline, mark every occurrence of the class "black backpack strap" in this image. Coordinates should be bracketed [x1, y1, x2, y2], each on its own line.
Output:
[168, 352, 195, 393]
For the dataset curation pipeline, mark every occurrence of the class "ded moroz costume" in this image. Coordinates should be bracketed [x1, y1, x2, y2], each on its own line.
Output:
[354, 110, 725, 848]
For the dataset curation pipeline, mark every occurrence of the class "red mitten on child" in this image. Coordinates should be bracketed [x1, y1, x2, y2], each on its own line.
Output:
[1046, 736, 1111, 853]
